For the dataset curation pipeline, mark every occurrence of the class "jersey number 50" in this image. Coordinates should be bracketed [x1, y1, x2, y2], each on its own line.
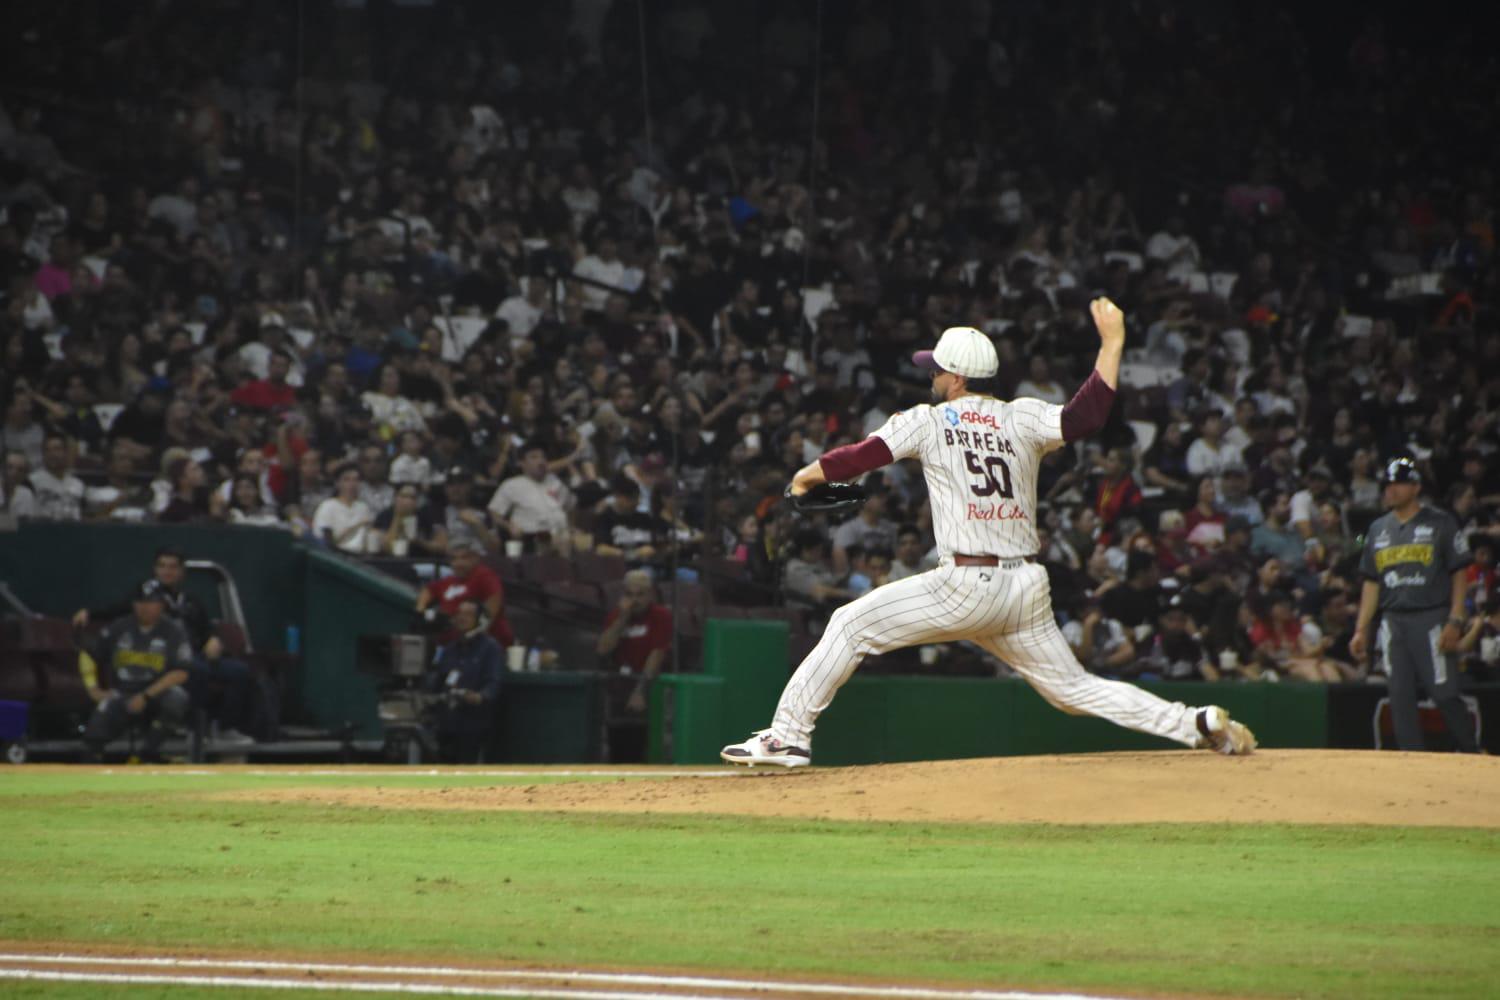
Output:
[964, 450, 1014, 499]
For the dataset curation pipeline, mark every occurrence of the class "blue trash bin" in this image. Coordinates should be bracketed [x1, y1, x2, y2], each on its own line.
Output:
[0, 700, 29, 742]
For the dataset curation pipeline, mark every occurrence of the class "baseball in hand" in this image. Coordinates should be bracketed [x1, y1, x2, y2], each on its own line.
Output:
[1090, 297, 1126, 343]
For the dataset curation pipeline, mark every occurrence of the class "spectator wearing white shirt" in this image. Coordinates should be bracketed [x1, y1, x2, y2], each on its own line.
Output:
[313, 462, 375, 553]
[237, 313, 305, 385]
[573, 233, 626, 312]
[2, 390, 46, 467]
[1222, 398, 1258, 453]
[2, 450, 38, 519]
[29, 432, 85, 520]
[1185, 411, 1244, 478]
[495, 278, 551, 340]
[1288, 463, 1335, 540]
[389, 430, 433, 486]
[361, 364, 428, 437]
[487, 441, 573, 551]
[1144, 215, 1201, 283]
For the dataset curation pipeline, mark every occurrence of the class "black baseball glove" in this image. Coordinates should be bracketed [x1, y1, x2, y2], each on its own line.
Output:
[785, 482, 868, 514]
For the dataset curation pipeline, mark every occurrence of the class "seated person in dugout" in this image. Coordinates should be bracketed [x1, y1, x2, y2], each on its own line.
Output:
[78, 579, 194, 762]
[74, 546, 262, 742]
[425, 599, 503, 764]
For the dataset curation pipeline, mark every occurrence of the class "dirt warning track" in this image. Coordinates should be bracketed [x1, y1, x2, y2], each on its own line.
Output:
[220, 750, 1500, 827]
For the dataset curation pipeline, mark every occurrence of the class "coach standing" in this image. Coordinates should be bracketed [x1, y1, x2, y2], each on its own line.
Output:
[1350, 458, 1480, 752]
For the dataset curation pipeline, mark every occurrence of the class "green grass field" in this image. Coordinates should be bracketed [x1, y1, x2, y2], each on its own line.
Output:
[2, 767, 1498, 1000]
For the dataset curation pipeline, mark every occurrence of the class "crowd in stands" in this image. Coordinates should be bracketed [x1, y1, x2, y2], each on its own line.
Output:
[2, 0, 1498, 686]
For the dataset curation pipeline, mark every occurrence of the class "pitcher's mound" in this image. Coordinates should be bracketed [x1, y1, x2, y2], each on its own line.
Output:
[246, 750, 1500, 827]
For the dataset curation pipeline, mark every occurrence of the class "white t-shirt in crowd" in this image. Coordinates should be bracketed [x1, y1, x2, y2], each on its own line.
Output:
[573, 254, 626, 311]
[29, 468, 85, 520]
[1185, 438, 1243, 478]
[1, 482, 38, 518]
[495, 294, 543, 338]
[488, 474, 571, 539]
[389, 454, 432, 486]
[313, 496, 374, 553]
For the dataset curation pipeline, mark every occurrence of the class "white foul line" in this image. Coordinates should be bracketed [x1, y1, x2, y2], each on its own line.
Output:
[0, 969, 733, 999]
[0, 953, 1132, 1000]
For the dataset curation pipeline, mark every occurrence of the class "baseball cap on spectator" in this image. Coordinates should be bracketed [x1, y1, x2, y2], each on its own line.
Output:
[134, 579, 168, 603]
[1305, 462, 1333, 481]
[1225, 515, 1253, 536]
[260, 311, 286, 330]
[445, 465, 473, 483]
[640, 453, 667, 473]
[912, 327, 999, 379]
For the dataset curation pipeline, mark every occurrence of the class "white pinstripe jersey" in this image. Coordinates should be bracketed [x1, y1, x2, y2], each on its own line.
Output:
[872, 394, 1064, 559]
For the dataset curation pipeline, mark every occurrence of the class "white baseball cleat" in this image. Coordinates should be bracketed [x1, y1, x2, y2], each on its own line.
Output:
[1196, 706, 1257, 755]
[720, 729, 811, 768]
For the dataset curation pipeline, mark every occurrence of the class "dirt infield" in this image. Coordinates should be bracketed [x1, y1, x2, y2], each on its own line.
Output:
[227, 750, 1500, 827]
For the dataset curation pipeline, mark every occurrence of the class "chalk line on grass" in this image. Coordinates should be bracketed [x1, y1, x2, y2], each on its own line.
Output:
[0, 952, 1132, 1000]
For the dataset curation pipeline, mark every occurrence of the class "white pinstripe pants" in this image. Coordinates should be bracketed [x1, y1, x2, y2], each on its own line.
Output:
[771, 561, 1203, 750]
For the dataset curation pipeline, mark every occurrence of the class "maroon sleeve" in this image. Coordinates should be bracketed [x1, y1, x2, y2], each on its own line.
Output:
[817, 436, 896, 482]
[1060, 371, 1117, 443]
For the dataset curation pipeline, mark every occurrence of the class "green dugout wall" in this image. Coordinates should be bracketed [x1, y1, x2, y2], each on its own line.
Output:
[0, 522, 411, 737]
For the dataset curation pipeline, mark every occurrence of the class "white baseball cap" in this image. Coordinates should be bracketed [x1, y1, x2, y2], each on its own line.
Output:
[912, 326, 998, 379]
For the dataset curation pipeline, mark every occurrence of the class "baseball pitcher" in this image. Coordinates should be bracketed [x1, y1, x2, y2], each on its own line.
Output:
[722, 298, 1256, 767]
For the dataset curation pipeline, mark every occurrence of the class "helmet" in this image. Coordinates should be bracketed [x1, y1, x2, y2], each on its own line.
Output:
[1381, 457, 1421, 485]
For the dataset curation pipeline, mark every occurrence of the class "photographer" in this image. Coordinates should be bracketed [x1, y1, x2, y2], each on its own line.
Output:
[425, 599, 503, 763]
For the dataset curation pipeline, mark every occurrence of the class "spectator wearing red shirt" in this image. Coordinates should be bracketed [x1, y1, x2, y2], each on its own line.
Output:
[415, 539, 515, 648]
[596, 570, 672, 761]
[230, 349, 298, 411]
[1093, 447, 1142, 545]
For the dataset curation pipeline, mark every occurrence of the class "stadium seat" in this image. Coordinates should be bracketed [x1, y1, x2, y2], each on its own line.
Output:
[540, 579, 603, 612]
[519, 554, 574, 584]
[573, 552, 627, 584]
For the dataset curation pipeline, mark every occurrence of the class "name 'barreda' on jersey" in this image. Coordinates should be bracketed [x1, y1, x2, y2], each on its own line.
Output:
[942, 416, 1027, 522]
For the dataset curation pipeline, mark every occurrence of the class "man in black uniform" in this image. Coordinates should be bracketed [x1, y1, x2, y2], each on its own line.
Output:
[1350, 458, 1479, 752]
[78, 579, 195, 762]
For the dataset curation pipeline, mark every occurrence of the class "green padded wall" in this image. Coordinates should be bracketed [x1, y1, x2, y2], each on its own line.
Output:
[654, 655, 1331, 765]
[0, 521, 303, 654]
[701, 618, 789, 738]
[300, 547, 416, 738]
